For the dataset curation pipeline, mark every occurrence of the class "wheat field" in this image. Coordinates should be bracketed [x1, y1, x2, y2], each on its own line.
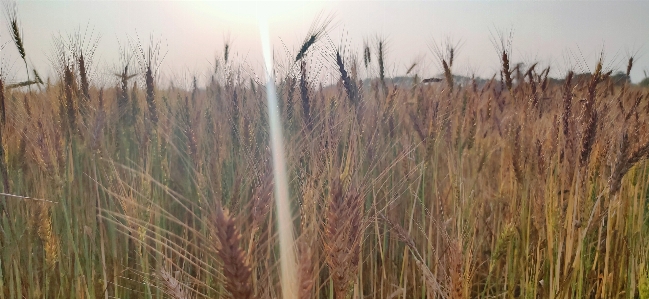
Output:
[0, 6, 648, 299]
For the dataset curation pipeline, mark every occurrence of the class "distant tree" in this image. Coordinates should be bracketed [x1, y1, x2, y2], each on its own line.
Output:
[640, 77, 649, 87]
[611, 71, 630, 85]
[641, 70, 649, 87]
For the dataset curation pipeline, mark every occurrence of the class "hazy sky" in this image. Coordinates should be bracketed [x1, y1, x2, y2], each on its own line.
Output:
[3, 1, 649, 86]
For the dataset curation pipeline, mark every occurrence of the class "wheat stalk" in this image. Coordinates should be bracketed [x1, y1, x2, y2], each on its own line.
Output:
[580, 59, 603, 166]
[336, 50, 358, 106]
[0, 76, 5, 126]
[4, 1, 29, 80]
[78, 51, 90, 100]
[300, 60, 312, 131]
[325, 178, 363, 299]
[295, 13, 333, 62]
[145, 64, 157, 124]
[377, 36, 387, 93]
[363, 39, 371, 69]
[63, 64, 77, 134]
[212, 208, 254, 299]
[286, 76, 296, 124]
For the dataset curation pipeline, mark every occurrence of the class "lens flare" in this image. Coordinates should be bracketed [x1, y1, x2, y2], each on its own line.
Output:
[259, 18, 298, 299]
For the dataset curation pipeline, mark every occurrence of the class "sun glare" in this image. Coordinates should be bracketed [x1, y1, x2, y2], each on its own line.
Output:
[259, 17, 298, 299]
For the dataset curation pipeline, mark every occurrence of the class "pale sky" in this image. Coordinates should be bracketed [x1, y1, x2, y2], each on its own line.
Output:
[3, 1, 649, 86]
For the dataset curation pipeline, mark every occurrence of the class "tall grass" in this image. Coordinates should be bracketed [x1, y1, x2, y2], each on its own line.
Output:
[0, 10, 649, 299]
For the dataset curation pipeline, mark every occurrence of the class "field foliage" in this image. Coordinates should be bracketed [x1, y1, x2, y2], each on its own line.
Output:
[1, 10, 649, 299]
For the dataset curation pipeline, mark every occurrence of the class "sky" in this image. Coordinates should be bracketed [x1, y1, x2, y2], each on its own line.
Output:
[2, 1, 649, 86]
